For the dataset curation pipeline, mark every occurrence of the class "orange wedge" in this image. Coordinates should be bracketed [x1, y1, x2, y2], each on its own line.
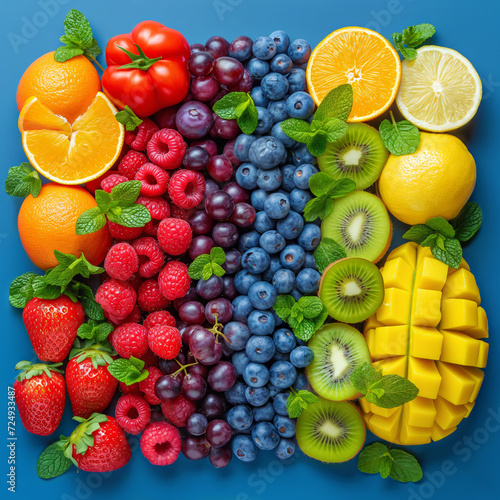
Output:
[19, 92, 124, 185]
[306, 27, 401, 122]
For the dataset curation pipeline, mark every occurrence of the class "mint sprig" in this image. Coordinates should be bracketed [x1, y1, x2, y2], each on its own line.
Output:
[76, 181, 151, 235]
[55, 9, 103, 70]
[313, 237, 347, 273]
[273, 295, 327, 341]
[281, 84, 352, 157]
[5, 163, 41, 198]
[188, 247, 226, 281]
[213, 92, 258, 135]
[303, 173, 356, 221]
[37, 442, 73, 479]
[350, 362, 418, 408]
[403, 203, 482, 268]
[392, 23, 436, 61]
[108, 356, 149, 385]
[286, 389, 318, 418]
[358, 442, 423, 483]
[379, 111, 420, 156]
[77, 320, 114, 342]
[115, 105, 143, 131]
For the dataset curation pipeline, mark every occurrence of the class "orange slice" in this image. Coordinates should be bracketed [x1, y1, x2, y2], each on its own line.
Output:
[19, 92, 124, 185]
[306, 27, 401, 122]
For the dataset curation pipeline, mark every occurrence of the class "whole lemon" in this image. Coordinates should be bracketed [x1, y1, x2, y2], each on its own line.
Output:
[378, 132, 476, 225]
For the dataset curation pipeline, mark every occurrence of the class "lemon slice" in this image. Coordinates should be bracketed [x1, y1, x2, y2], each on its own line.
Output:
[396, 46, 482, 132]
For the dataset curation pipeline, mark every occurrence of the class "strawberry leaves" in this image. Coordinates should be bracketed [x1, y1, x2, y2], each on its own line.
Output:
[14, 361, 63, 382]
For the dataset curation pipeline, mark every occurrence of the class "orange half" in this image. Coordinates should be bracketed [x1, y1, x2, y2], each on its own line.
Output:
[19, 92, 124, 185]
[307, 27, 401, 122]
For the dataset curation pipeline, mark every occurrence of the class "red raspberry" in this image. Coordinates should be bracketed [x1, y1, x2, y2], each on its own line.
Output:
[140, 422, 181, 465]
[139, 366, 163, 405]
[132, 237, 165, 278]
[153, 106, 179, 130]
[147, 129, 186, 169]
[108, 221, 143, 241]
[118, 150, 148, 180]
[137, 279, 170, 312]
[143, 311, 176, 330]
[140, 348, 159, 368]
[104, 242, 139, 281]
[95, 279, 136, 320]
[161, 392, 196, 427]
[168, 169, 205, 209]
[125, 118, 159, 151]
[157, 218, 192, 256]
[115, 394, 151, 435]
[101, 173, 129, 193]
[136, 197, 170, 236]
[110, 322, 149, 359]
[104, 305, 142, 327]
[158, 261, 190, 301]
[134, 163, 170, 197]
[148, 325, 182, 360]
[170, 204, 196, 222]
[85, 170, 117, 195]
[119, 381, 142, 395]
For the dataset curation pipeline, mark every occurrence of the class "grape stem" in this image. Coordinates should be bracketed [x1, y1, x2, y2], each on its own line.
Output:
[173, 359, 199, 377]
[209, 314, 229, 344]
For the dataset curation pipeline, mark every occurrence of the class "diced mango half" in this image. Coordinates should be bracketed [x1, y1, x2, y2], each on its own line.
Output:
[382, 257, 414, 291]
[463, 307, 488, 339]
[410, 327, 443, 360]
[377, 288, 411, 325]
[412, 289, 442, 327]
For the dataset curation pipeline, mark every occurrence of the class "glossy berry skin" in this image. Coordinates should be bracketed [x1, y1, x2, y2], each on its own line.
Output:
[298, 223, 322, 251]
[110, 322, 149, 359]
[293, 163, 318, 189]
[252, 421, 280, 450]
[249, 136, 286, 169]
[247, 310, 275, 336]
[238, 231, 261, 253]
[205, 35, 229, 58]
[115, 394, 151, 435]
[259, 230, 286, 255]
[208, 362, 237, 392]
[269, 30, 290, 54]
[252, 36, 276, 60]
[175, 101, 214, 139]
[228, 35, 253, 61]
[261, 73, 289, 101]
[206, 419, 232, 448]
[287, 68, 307, 93]
[231, 296, 254, 324]
[234, 270, 261, 295]
[22, 296, 85, 363]
[270, 361, 297, 389]
[242, 247, 271, 274]
[230, 203, 256, 228]
[272, 269, 296, 294]
[225, 380, 248, 404]
[250, 86, 270, 107]
[161, 392, 197, 427]
[270, 53, 293, 75]
[185, 413, 208, 436]
[289, 188, 313, 213]
[209, 447, 232, 468]
[254, 211, 275, 234]
[183, 146, 210, 171]
[205, 191, 235, 220]
[264, 192, 291, 220]
[243, 362, 270, 388]
[187, 51, 215, 76]
[140, 422, 181, 466]
[182, 435, 211, 460]
[288, 38, 311, 64]
[295, 268, 321, 294]
[248, 281, 277, 310]
[232, 434, 259, 462]
[275, 437, 296, 459]
[286, 91, 315, 120]
[235, 163, 259, 190]
[273, 328, 297, 354]
[290, 346, 315, 368]
[234, 134, 257, 163]
[227, 405, 253, 431]
[255, 106, 274, 134]
[246, 336, 276, 363]
[247, 58, 270, 79]
[276, 211, 304, 240]
[212, 57, 244, 85]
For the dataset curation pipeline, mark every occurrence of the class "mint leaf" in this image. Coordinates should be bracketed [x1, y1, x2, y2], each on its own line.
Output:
[430, 237, 462, 268]
[76, 207, 107, 235]
[287, 390, 318, 418]
[110, 181, 142, 205]
[313, 238, 347, 273]
[308, 173, 337, 197]
[450, 202, 482, 242]
[237, 105, 258, 135]
[303, 196, 334, 222]
[5, 163, 42, 198]
[108, 357, 149, 385]
[212, 262, 226, 277]
[420, 233, 438, 248]
[350, 362, 383, 395]
[365, 375, 419, 408]
[108, 204, 151, 227]
[84, 39, 102, 61]
[210, 247, 226, 265]
[71, 282, 104, 320]
[403, 23, 436, 47]
[322, 118, 349, 143]
[188, 248, 226, 281]
[298, 296, 324, 318]
[64, 9, 93, 48]
[306, 132, 328, 157]
[9, 272, 39, 308]
[294, 319, 316, 341]
[313, 307, 328, 331]
[329, 178, 356, 198]
[43, 252, 103, 287]
[115, 105, 143, 131]
[37, 442, 73, 479]
[78, 321, 113, 342]
[403, 224, 434, 244]
[379, 115, 420, 156]
[189, 254, 211, 279]
[312, 84, 353, 126]
[54, 46, 84, 62]
[273, 295, 295, 321]
[358, 442, 393, 475]
[425, 217, 455, 238]
[202, 263, 213, 282]
[213, 92, 250, 120]
[389, 449, 423, 483]
[281, 119, 314, 142]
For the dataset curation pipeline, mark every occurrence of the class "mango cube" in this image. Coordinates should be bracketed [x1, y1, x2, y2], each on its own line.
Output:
[434, 397, 468, 430]
[411, 289, 442, 327]
[386, 242, 417, 267]
[408, 357, 442, 399]
[463, 307, 488, 339]
[367, 408, 402, 443]
[440, 299, 478, 330]
[462, 367, 484, 402]
[382, 257, 414, 291]
[410, 326, 443, 360]
[415, 257, 449, 291]
[372, 356, 407, 377]
[475, 341, 489, 368]
[363, 314, 384, 334]
[442, 269, 481, 304]
[437, 362, 476, 405]
[377, 288, 411, 325]
[371, 326, 408, 358]
[464, 401, 475, 418]
[404, 397, 436, 428]
[431, 422, 457, 441]
[399, 414, 432, 445]
[440, 330, 481, 366]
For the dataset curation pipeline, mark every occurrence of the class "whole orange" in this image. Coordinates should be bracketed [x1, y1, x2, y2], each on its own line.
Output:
[16, 51, 102, 124]
[18, 183, 111, 271]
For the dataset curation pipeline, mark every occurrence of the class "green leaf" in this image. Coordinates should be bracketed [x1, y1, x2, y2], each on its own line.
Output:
[379, 118, 420, 156]
[211, 263, 225, 277]
[237, 99, 259, 135]
[202, 263, 213, 282]
[350, 362, 383, 395]
[281, 119, 314, 143]
[63, 9, 93, 48]
[108, 204, 151, 227]
[329, 178, 357, 199]
[450, 202, 482, 242]
[389, 449, 423, 483]
[303, 196, 334, 222]
[358, 442, 392, 475]
[402, 23, 436, 47]
[84, 39, 102, 61]
[188, 254, 211, 279]
[72, 282, 104, 320]
[286, 390, 318, 418]
[37, 443, 73, 479]
[403, 224, 435, 244]
[366, 374, 419, 408]
[430, 237, 463, 269]
[210, 247, 226, 265]
[306, 132, 327, 157]
[294, 319, 316, 341]
[110, 181, 142, 205]
[308, 173, 337, 197]
[323, 118, 349, 143]
[115, 105, 143, 131]
[273, 295, 295, 321]
[107, 358, 149, 385]
[75, 207, 107, 235]
[43, 253, 103, 287]
[213, 92, 250, 120]
[298, 296, 324, 318]
[426, 217, 455, 238]
[9, 272, 40, 308]
[32, 279, 63, 301]
[5, 163, 42, 198]
[312, 306, 328, 331]
[312, 84, 353, 126]
[54, 46, 84, 62]
[313, 238, 347, 273]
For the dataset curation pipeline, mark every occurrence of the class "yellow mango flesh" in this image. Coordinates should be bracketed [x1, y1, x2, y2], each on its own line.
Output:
[362, 243, 488, 445]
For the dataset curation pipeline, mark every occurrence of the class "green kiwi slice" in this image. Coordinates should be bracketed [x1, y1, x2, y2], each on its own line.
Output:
[318, 123, 388, 190]
[321, 190, 391, 262]
[296, 398, 366, 463]
[306, 322, 371, 400]
[319, 257, 384, 324]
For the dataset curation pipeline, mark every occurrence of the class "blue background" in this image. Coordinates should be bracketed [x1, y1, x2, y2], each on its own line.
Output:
[1, 0, 498, 499]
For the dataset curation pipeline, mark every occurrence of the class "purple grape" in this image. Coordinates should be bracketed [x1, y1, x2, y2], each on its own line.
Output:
[206, 419, 232, 448]
[183, 373, 207, 401]
[222, 249, 242, 274]
[223, 140, 243, 167]
[189, 210, 214, 235]
[200, 393, 226, 418]
[179, 301, 206, 325]
[153, 106, 178, 129]
[190, 43, 205, 54]
[201, 179, 220, 210]
[214, 117, 240, 140]
[209, 89, 229, 108]
[209, 446, 232, 468]
[173, 287, 198, 310]
[223, 182, 248, 203]
[189, 327, 216, 360]
[191, 139, 218, 157]
[176, 101, 214, 140]
[199, 341, 223, 366]
[187, 51, 215, 76]
[182, 436, 211, 460]
[228, 36, 253, 61]
[196, 275, 223, 300]
[188, 235, 215, 260]
[183, 146, 210, 171]
[212, 57, 244, 85]
[221, 341, 233, 357]
[212, 222, 239, 248]
[222, 276, 237, 301]
[230, 202, 256, 227]
[207, 154, 233, 182]
[191, 75, 220, 102]
[208, 361, 237, 392]
[155, 374, 182, 401]
[228, 68, 253, 92]
[205, 36, 229, 59]
[205, 191, 235, 220]
[158, 352, 186, 374]
[181, 324, 202, 345]
[150, 408, 166, 423]
[205, 298, 233, 324]
[186, 413, 208, 436]
[187, 363, 208, 378]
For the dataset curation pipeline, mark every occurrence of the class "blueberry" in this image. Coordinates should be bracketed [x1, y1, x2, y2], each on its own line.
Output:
[261, 72, 290, 101]
[231, 295, 254, 324]
[304, 252, 318, 270]
[257, 167, 282, 192]
[271, 123, 297, 149]
[251, 189, 268, 211]
[280, 246, 306, 273]
[250, 86, 270, 107]
[228, 36, 253, 61]
[287, 68, 307, 93]
[247, 309, 275, 336]
[276, 211, 304, 239]
[243, 362, 270, 388]
[255, 106, 274, 134]
[262, 255, 283, 282]
[272, 309, 284, 327]
[285, 91, 315, 119]
[280, 163, 298, 191]
[246, 335, 276, 363]
[253, 401, 276, 422]
[290, 288, 303, 301]
[290, 346, 315, 368]
[242, 247, 270, 274]
[232, 434, 259, 462]
[249, 136, 286, 170]
[252, 36, 277, 60]
[264, 192, 291, 220]
[273, 415, 296, 438]
[232, 351, 250, 377]
[293, 372, 312, 391]
[225, 381, 249, 405]
[293, 164, 318, 189]
[248, 281, 277, 309]
[223, 321, 251, 351]
[269, 30, 290, 54]
[227, 405, 253, 431]
[293, 143, 316, 166]
[245, 385, 270, 407]
[238, 230, 261, 253]
[234, 134, 257, 163]
[270, 53, 293, 75]
[252, 422, 280, 450]
[272, 268, 296, 294]
[275, 437, 296, 459]
[273, 352, 289, 362]
[288, 38, 311, 64]
[235, 270, 262, 294]
[259, 230, 286, 255]
[298, 223, 321, 251]
[267, 383, 281, 398]
[254, 211, 276, 233]
[273, 392, 290, 416]
[289, 188, 313, 213]
[247, 58, 270, 79]
[273, 328, 297, 353]
[236, 163, 258, 189]
[270, 361, 297, 388]
[267, 100, 289, 123]
[295, 268, 321, 294]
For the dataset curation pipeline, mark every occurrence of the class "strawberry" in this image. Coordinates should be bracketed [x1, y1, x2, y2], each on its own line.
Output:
[66, 341, 118, 419]
[23, 295, 85, 362]
[14, 361, 65, 436]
